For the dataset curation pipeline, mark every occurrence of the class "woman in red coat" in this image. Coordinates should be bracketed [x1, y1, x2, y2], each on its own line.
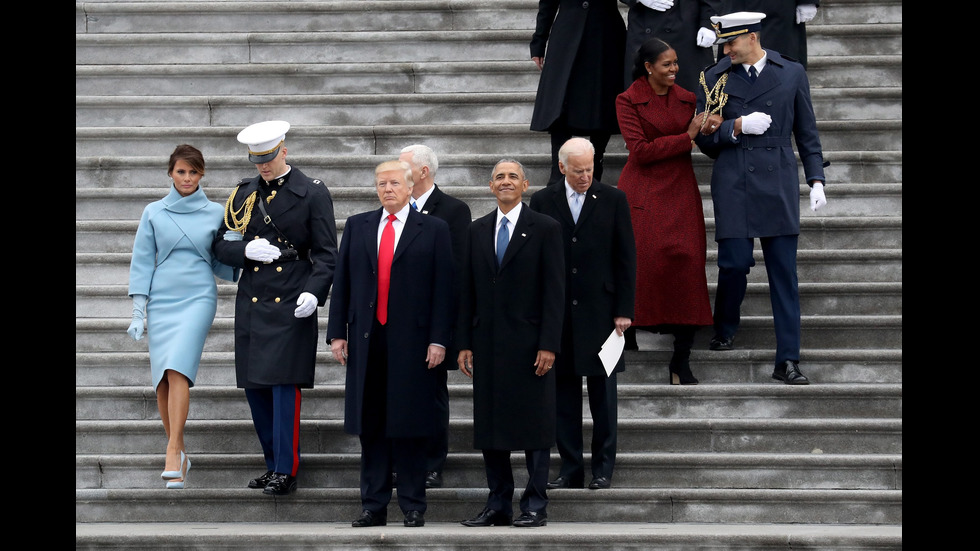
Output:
[615, 37, 718, 384]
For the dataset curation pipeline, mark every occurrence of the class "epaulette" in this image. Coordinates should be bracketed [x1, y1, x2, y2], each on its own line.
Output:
[779, 53, 800, 64]
[236, 178, 250, 187]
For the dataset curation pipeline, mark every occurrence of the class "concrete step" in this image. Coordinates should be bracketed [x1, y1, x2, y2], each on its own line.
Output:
[75, 521, 903, 551]
[75, 417, 901, 455]
[74, 87, 902, 128]
[75, 149, 903, 191]
[74, 348, 903, 388]
[74, 24, 901, 66]
[74, 486, 902, 524]
[76, 279, 903, 319]
[76, 0, 540, 35]
[76, 246, 903, 289]
[75, 119, 902, 158]
[77, 450, 900, 491]
[75, 383, 903, 421]
[75, 189, 903, 246]
[75, 55, 903, 97]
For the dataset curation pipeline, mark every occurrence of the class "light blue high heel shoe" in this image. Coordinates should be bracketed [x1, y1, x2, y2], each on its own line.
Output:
[161, 450, 186, 480]
[166, 454, 190, 489]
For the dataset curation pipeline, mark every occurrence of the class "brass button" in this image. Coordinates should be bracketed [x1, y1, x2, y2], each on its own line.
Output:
[275, 297, 281, 303]
[253, 235, 261, 240]
[276, 266, 283, 272]
[251, 297, 258, 303]
[253, 266, 259, 272]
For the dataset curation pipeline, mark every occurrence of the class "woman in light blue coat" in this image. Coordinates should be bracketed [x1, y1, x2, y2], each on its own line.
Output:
[127, 144, 239, 489]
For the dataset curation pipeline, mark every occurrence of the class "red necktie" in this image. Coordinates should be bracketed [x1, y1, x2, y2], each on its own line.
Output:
[377, 213, 396, 325]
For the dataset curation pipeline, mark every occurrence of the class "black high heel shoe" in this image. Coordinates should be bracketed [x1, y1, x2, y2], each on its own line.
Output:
[669, 361, 699, 385]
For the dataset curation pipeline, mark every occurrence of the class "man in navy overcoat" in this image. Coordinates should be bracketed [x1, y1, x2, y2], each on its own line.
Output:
[694, 12, 828, 385]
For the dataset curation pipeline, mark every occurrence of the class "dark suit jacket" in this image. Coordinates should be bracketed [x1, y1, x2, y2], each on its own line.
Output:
[457, 204, 565, 450]
[530, 181, 636, 376]
[326, 207, 454, 438]
[418, 184, 472, 369]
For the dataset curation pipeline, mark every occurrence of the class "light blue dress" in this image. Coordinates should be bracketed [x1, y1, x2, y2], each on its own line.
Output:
[128, 186, 239, 390]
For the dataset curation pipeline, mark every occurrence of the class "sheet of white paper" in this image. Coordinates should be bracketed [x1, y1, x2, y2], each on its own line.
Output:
[598, 329, 625, 377]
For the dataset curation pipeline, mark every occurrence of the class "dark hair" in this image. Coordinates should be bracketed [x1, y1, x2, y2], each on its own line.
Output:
[630, 38, 673, 82]
[168, 144, 206, 176]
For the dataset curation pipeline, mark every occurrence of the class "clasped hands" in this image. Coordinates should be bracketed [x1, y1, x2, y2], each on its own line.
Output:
[457, 349, 555, 378]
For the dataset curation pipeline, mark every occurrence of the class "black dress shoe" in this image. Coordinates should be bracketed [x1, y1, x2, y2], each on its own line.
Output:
[247, 470, 275, 489]
[709, 334, 735, 351]
[512, 511, 547, 527]
[546, 475, 583, 489]
[352, 509, 387, 527]
[425, 471, 443, 488]
[460, 507, 512, 527]
[772, 360, 810, 385]
[262, 473, 297, 495]
[588, 476, 611, 489]
[403, 510, 425, 527]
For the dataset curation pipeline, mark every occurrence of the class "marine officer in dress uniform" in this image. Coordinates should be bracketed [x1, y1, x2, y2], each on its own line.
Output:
[694, 12, 827, 385]
[212, 120, 338, 494]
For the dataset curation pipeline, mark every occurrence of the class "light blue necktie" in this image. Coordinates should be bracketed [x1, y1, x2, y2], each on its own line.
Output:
[496, 217, 509, 267]
[570, 192, 583, 223]
[411, 200, 418, 211]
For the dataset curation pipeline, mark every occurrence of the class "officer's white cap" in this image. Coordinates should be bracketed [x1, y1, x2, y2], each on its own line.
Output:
[237, 120, 290, 163]
[710, 12, 766, 45]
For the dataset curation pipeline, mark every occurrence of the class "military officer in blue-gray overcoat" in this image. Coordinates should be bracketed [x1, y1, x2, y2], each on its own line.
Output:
[693, 12, 827, 385]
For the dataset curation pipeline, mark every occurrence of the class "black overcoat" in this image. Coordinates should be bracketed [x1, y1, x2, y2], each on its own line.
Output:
[529, 0, 627, 133]
[212, 168, 337, 388]
[620, 0, 724, 93]
[529, 182, 636, 376]
[420, 184, 473, 370]
[456, 205, 565, 450]
[722, 0, 819, 68]
[326, 208, 454, 438]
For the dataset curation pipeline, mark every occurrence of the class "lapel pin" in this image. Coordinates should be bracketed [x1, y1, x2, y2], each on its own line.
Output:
[521, 233, 527, 237]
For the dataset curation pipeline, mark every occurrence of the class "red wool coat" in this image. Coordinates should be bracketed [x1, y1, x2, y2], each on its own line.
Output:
[615, 78, 712, 327]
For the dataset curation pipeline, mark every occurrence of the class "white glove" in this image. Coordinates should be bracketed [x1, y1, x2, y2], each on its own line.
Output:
[245, 238, 282, 262]
[127, 294, 147, 341]
[696, 27, 715, 48]
[639, 0, 673, 11]
[796, 4, 817, 24]
[740, 112, 772, 135]
[294, 292, 318, 318]
[809, 182, 827, 211]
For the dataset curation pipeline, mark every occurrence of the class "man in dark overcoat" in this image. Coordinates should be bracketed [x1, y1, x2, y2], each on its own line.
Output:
[621, 0, 724, 93]
[398, 144, 472, 489]
[212, 120, 338, 495]
[529, 138, 636, 491]
[694, 12, 828, 384]
[327, 160, 454, 528]
[457, 159, 565, 528]
[530, 0, 626, 184]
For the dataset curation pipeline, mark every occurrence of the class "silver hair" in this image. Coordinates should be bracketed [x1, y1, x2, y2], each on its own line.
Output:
[400, 144, 439, 177]
[558, 137, 595, 165]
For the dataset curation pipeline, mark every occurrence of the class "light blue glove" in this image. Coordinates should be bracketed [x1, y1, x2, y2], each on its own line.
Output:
[128, 294, 147, 341]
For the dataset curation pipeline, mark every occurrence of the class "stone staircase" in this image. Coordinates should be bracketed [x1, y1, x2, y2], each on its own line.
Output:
[76, 0, 902, 548]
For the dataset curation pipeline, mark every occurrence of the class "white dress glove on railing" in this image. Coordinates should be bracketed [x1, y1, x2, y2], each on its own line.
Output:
[639, 0, 673, 12]
[294, 292, 319, 318]
[740, 112, 772, 135]
[696, 27, 715, 48]
[796, 4, 818, 24]
[128, 294, 147, 341]
[245, 238, 282, 262]
[809, 182, 827, 211]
